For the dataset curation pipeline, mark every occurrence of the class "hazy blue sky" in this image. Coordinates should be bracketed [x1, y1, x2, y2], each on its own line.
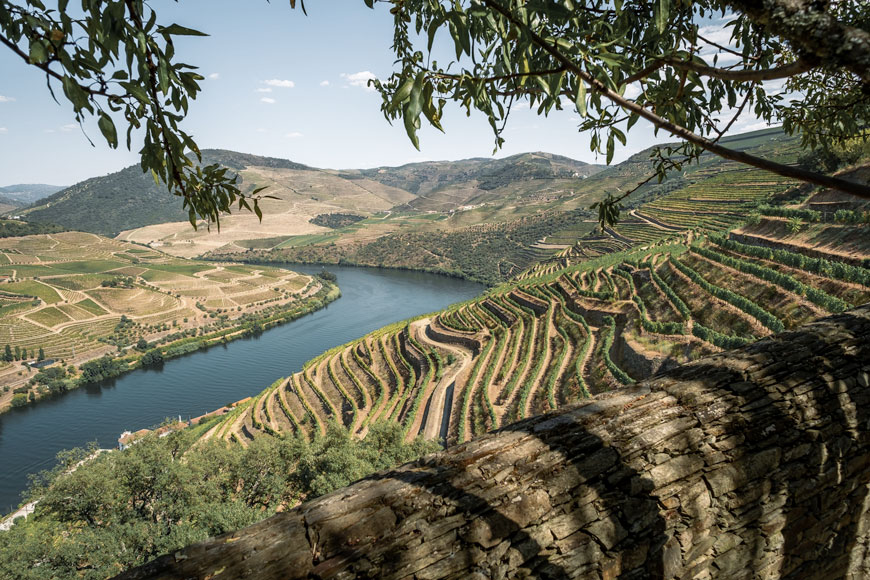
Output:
[0, 2, 769, 186]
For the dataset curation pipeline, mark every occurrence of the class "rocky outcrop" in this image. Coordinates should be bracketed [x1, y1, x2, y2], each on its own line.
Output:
[116, 305, 870, 580]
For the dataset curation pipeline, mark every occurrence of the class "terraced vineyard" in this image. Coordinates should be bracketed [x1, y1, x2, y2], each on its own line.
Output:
[205, 219, 870, 447]
[530, 146, 806, 279]
[0, 232, 321, 389]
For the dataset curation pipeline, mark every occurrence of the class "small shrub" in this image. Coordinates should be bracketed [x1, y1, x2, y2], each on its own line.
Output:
[787, 217, 804, 234]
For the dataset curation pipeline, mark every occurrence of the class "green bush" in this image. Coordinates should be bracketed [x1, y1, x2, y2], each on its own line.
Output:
[834, 209, 865, 224]
[10, 393, 27, 407]
[757, 204, 821, 223]
[692, 324, 752, 350]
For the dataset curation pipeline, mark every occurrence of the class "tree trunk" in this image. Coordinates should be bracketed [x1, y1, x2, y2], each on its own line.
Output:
[116, 304, 870, 580]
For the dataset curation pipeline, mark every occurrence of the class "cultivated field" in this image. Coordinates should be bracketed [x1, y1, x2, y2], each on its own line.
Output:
[0, 232, 319, 397]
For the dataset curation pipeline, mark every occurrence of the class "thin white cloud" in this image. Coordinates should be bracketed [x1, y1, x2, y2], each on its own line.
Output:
[320, 80, 330, 87]
[623, 83, 642, 100]
[256, 87, 273, 93]
[0, 95, 14, 103]
[260, 97, 276, 104]
[698, 23, 736, 48]
[256, 128, 268, 133]
[263, 79, 295, 88]
[285, 131, 304, 138]
[341, 71, 377, 91]
[60, 123, 78, 132]
[208, 73, 220, 80]
[0, 127, 7, 134]
[735, 120, 772, 133]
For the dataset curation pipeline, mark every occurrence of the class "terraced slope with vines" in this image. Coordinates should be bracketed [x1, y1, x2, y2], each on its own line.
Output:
[205, 216, 869, 448]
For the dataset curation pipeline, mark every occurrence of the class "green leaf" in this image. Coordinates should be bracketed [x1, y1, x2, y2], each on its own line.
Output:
[160, 24, 209, 37]
[574, 80, 587, 117]
[98, 114, 118, 148]
[391, 77, 414, 108]
[29, 41, 48, 65]
[655, 0, 669, 33]
[120, 81, 150, 104]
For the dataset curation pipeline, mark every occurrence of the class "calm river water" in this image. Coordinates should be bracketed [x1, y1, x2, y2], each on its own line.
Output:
[0, 265, 483, 512]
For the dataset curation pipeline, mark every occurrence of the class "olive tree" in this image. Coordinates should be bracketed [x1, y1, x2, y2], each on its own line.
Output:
[1, 0, 868, 228]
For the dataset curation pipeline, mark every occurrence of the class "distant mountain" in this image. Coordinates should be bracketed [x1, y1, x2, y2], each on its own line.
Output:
[0, 184, 65, 205]
[16, 128, 793, 239]
[16, 150, 311, 235]
[339, 152, 603, 212]
[18, 149, 604, 235]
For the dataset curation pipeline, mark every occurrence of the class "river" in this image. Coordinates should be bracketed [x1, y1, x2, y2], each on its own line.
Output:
[0, 265, 484, 513]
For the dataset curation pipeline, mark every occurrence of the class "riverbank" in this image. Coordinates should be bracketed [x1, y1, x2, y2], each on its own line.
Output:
[0, 265, 483, 511]
[201, 252, 496, 287]
[0, 280, 340, 415]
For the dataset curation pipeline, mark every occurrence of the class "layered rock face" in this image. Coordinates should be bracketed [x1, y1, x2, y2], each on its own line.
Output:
[117, 305, 870, 580]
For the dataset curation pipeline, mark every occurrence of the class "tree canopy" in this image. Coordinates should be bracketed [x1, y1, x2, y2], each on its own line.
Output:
[2, 0, 868, 227]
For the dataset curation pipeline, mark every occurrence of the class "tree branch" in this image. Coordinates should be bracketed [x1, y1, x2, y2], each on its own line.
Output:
[725, 0, 870, 84]
[482, 0, 870, 200]
[666, 56, 816, 82]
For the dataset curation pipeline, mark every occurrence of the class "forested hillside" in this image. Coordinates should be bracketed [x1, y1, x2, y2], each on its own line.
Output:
[13, 151, 309, 235]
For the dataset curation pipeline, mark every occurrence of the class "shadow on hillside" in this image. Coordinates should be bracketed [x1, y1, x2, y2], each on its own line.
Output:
[367, 310, 870, 578]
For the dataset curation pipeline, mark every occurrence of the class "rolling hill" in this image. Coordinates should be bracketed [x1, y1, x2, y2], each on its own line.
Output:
[13, 150, 604, 245]
[217, 128, 806, 284]
[0, 184, 65, 205]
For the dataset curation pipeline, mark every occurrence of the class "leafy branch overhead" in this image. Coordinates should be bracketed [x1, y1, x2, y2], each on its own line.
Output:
[0, 0, 268, 229]
[367, 0, 870, 227]
[2, 0, 869, 229]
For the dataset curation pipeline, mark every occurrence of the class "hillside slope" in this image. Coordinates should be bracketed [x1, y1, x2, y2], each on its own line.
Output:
[16, 150, 604, 242]
[14, 151, 308, 235]
[201, 210, 869, 448]
[0, 184, 65, 205]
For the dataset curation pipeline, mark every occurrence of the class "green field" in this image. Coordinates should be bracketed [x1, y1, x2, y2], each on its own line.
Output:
[3, 281, 62, 304]
[275, 232, 341, 249]
[0, 232, 319, 362]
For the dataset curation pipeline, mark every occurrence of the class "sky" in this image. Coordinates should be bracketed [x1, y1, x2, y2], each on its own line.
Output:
[0, 2, 773, 187]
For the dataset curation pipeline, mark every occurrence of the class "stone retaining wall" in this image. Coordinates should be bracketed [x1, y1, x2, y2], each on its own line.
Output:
[117, 305, 870, 580]
[483, 299, 516, 326]
[509, 289, 549, 316]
